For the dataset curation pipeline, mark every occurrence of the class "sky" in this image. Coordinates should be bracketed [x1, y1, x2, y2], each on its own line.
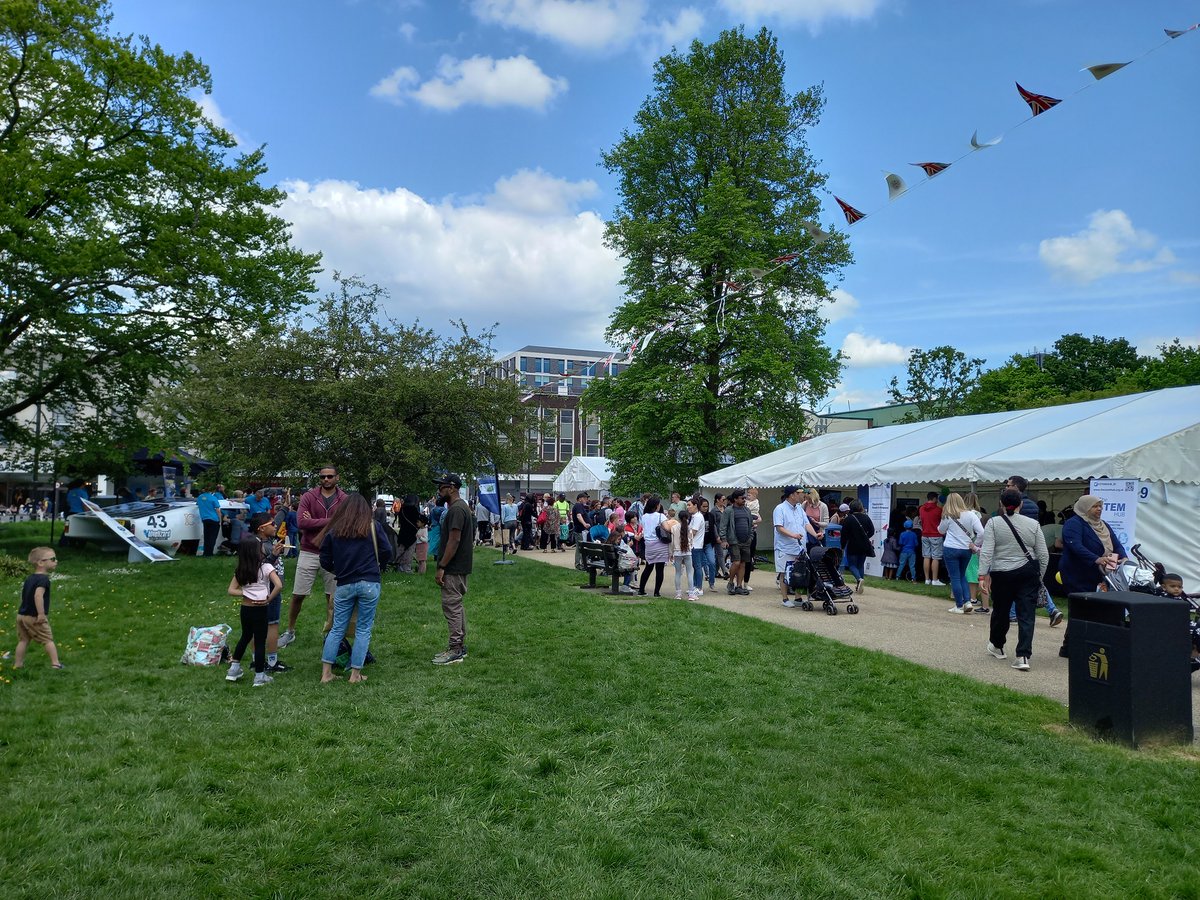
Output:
[109, 0, 1200, 410]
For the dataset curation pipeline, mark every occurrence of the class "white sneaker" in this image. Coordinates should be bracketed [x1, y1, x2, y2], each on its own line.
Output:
[277, 630, 295, 649]
[744, 585, 753, 591]
[674, 592, 682, 600]
[782, 599, 796, 608]
[931, 580, 946, 587]
[1011, 656, 1030, 671]
[253, 672, 274, 687]
[925, 579, 932, 585]
[987, 642, 1007, 660]
[948, 605, 966, 614]
[618, 585, 637, 594]
[225, 665, 244, 682]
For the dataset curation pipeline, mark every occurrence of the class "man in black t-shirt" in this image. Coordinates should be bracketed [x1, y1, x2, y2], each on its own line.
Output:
[571, 492, 591, 570]
[432, 474, 474, 665]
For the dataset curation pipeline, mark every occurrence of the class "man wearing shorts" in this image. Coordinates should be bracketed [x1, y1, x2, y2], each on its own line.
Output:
[719, 489, 755, 595]
[278, 466, 345, 649]
[773, 485, 821, 608]
[919, 491, 945, 586]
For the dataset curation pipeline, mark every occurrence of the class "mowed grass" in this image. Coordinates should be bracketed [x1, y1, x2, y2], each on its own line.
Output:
[0, 522, 1197, 899]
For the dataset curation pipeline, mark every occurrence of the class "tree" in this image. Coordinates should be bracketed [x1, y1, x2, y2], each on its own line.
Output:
[1043, 333, 1142, 395]
[0, 0, 319, 447]
[583, 27, 849, 493]
[888, 346, 985, 422]
[962, 353, 1058, 414]
[158, 276, 531, 494]
[1138, 339, 1200, 390]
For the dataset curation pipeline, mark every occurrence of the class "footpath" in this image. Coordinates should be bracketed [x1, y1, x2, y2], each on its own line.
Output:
[508, 544, 1200, 741]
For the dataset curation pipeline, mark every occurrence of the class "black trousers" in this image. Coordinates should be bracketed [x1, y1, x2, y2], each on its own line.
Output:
[639, 561, 666, 596]
[988, 562, 1039, 659]
[233, 604, 269, 672]
[202, 519, 221, 557]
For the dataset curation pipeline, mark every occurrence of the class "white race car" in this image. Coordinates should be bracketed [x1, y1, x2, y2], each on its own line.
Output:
[66, 499, 248, 557]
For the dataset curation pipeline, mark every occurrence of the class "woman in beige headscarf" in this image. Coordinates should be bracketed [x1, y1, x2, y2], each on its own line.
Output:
[1059, 494, 1126, 595]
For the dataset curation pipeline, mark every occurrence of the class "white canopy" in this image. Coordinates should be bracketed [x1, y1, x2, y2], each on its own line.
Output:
[700, 386, 1200, 489]
[553, 456, 613, 494]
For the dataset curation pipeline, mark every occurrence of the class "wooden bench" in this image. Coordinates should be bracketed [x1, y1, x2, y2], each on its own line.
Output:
[578, 541, 622, 595]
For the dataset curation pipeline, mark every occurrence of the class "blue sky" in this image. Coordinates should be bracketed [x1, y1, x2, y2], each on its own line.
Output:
[110, 0, 1199, 409]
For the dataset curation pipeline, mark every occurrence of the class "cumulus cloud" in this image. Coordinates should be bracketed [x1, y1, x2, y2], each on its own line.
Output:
[1039, 209, 1176, 283]
[718, 0, 884, 30]
[370, 55, 568, 111]
[278, 170, 622, 345]
[839, 332, 910, 367]
[471, 0, 702, 54]
[195, 94, 247, 146]
[823, 287, 860, 323]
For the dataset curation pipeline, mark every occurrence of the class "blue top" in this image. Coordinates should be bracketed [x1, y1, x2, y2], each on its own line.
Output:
[66, 487, 89, 515]
[588, 523, 610, 542]
[196, 491, 222, 522]
[319, 522, 393, 585]
[899, 530, 919, 552]
[501, 502, 518, 525]
[245, 495, 272, 516]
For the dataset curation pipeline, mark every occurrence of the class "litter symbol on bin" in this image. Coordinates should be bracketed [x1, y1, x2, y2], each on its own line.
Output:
[1088, 646, 1110, 682]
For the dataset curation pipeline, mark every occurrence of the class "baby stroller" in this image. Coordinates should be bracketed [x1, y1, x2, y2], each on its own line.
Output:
[1107, 544, 1199, 674]
[788, 546, 858, 615]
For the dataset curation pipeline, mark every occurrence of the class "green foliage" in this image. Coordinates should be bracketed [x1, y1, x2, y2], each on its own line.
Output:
[0, 0, 319, 446]
[1138, 338, 1200, 390]
[158, 275, 530, 495]
[887, 346, 985, 422]
[1043, 333, 1142, 394]
[0, 552, 27, 578]
[587, 27, 849, 494]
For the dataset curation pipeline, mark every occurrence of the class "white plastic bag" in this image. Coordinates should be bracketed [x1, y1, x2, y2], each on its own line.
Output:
[180, 623, 232, 666]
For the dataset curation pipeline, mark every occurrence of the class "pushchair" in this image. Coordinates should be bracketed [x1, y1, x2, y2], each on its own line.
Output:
[787, 546, 858, 615]
[1106, 543, 1199, 674]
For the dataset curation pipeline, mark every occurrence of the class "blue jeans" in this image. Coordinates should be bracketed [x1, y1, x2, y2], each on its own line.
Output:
[321, 581, 381, 671]
[897, 549, 916, 580]
[845, 552, 865, 583]
[702, 544, 717, 586]
[943, 546, 973, 608]
[691, 547, 707, 591]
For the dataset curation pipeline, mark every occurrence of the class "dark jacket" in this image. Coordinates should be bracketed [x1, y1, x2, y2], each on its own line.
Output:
[319, 522, 393, 585]
[1059, 515, 1126, 595]
[297, 487, 347, 554]
[842, 512, 875, 555]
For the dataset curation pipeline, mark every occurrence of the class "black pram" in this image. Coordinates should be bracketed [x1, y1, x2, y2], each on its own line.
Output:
[787, 546, 859, 615]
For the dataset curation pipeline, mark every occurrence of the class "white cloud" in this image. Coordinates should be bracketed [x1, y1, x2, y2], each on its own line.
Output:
[278, 171, 622, 345]
[471, 0, 702, 54]
[398, 22, 417, 41]
[718, 0, 884, 30]
[825, 386, 888, 411]
[195, 94, 247, 146]
[1038, 209, 1176, 283]
[370, 54, 567, 111]
[823, 287, 860, 323]
[839, 332, 910, 367]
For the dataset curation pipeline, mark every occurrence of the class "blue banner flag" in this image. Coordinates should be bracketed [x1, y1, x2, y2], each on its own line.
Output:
[476, 476, 500, 516]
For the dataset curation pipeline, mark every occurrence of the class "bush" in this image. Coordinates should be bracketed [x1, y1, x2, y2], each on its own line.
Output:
[0, 553, 29, 579]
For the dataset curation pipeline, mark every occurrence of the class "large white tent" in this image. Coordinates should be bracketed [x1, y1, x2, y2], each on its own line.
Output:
[553, 456, 613, 495]
[700, 386, 1200, 578]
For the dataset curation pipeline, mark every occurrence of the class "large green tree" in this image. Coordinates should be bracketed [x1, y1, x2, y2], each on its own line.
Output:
[887, 346, 985, 422]
[0, 0, 319, 446]
[583, 27, 849, 494]
[158, 276, 531, 495]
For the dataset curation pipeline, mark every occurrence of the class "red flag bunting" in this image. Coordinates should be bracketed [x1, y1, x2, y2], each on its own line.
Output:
[835, 196, 866, 225]
[911, 161, 950, 177]
[771, 253, 800, 263]
[1016, 82, 1061, 116]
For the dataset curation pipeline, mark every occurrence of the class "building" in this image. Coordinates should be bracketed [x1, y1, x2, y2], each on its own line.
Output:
[493, 345, 625, 496]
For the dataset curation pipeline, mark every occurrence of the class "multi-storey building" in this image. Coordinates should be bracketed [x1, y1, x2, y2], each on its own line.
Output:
[493, 345, 625, 496]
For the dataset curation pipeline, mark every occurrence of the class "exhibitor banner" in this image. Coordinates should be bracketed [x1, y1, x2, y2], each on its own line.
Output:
[1089, 478, 1138, 550]
[864, 483, 892, 578]
[476, 476, 501, 516]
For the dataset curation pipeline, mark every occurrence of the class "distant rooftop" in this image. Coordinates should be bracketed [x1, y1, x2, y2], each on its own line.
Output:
[498, 345, 616, 359]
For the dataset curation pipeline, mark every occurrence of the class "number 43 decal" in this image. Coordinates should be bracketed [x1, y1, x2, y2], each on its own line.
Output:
[146, 514, 168, 528]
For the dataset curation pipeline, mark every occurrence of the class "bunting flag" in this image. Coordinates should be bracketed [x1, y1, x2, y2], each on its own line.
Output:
[1165, 25, 1198, 38]
[800, 221, 832, 245]
[1084, 62, 1129, 80]
[771, 252, 800, 263]
[718, 280, 742, 292]
[911, 161, 950, 177]
[970, 129, 1002, 150]
[1016, 82, 1062, 115]
[835, 196, 866, 224]
[884, 172, 907, 200]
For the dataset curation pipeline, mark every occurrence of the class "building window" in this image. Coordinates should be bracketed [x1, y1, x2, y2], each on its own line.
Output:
[585, 419, 600, 456]
[559, 409, 574, 460]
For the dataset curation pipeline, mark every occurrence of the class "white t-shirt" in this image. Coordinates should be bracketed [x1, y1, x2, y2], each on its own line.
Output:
[689, 511, 705, 547]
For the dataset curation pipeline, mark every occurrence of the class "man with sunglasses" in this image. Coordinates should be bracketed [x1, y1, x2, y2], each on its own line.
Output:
[278, 466, 345, 650]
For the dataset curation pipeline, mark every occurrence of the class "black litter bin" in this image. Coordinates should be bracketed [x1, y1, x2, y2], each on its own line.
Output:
[1068, 591, 1193, 747]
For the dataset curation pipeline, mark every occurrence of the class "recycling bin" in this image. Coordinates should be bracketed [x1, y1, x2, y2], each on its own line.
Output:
[1068, 591, 1193, 747]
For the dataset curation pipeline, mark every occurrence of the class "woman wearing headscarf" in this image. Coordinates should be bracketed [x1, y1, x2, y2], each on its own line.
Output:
[978, 488, 1048, 672]
[1059, 494, 1126, 596]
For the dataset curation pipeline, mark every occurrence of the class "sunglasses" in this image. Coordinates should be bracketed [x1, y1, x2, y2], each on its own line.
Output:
[318, 474, 337, 480]
[42, 556, 57, 562]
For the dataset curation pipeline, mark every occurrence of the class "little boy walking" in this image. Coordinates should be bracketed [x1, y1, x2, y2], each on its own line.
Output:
[14, 547, 64, 669]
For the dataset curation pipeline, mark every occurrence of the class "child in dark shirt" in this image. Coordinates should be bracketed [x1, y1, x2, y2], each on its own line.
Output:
[14, 547, 63, 669]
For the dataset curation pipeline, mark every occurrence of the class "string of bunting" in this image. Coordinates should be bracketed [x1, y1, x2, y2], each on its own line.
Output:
[515, 23, 1197, 404]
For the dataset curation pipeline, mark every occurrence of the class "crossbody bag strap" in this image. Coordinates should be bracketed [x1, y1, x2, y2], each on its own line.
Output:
[370, 522, 381, 567]
[999, 514, 1035, 563]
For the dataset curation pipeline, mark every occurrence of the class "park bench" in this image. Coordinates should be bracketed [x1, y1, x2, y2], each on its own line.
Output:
[578, 541, 622, 595]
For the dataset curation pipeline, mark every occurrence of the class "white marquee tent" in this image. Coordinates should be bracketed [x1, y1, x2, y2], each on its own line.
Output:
[700, 386, 1200, 578]
[553, 456, 613, 495]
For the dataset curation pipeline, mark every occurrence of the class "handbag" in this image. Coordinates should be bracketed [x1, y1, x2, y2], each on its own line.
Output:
[654, 523, 671, 543]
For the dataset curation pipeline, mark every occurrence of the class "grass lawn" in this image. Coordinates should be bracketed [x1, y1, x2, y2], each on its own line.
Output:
[1, 522, 1197, 898]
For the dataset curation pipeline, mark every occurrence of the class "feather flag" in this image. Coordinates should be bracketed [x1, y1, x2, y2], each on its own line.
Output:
[834, 196, 866, 225]
[911, 162, 950, 177]
[799, 221, 832, 245]
[1084, 62, 1128, 80]
[1016, 82, 1061, 116]
[884, 172, 907, 200]
[970, 129, 1002, 150]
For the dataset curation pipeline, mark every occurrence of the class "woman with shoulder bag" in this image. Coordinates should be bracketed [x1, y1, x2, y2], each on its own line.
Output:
[979, 488, 1048, 672]
[638, 495, 670, 597]
[842, 499, 874, 595]
[938, 492, 986, 613]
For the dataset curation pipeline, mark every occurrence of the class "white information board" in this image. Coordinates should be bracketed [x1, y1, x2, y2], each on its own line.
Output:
[1088, 478, 1139, 551]
[864, 484, 892, 577]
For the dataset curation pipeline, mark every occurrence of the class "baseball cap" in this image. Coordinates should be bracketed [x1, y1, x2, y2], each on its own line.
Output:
[782, 485, 801, 498]
[839, 503, 850, 513]
[432, 474, 463, 488]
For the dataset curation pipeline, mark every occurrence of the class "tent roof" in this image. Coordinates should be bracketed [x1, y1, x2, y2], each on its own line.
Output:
[700, 386, 1200, 489]
[552, 456, 613, 493]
